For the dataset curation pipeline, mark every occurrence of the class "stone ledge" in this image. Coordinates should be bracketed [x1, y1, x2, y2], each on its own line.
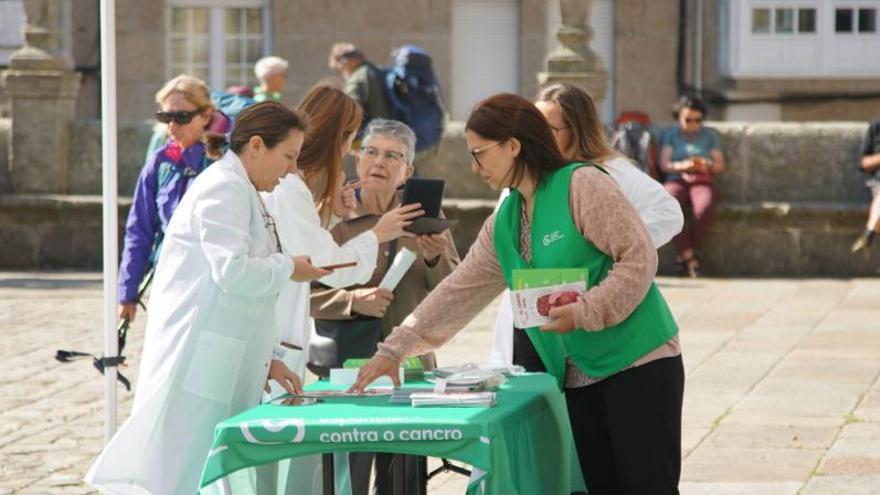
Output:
[1, 194, 877, 276]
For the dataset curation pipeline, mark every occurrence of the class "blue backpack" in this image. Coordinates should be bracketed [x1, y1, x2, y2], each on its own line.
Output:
[383, 46, 445, 152]
[209, 89, 255, 120]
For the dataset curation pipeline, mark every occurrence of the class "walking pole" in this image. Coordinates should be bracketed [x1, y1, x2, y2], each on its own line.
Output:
[99, 0, 120, 441]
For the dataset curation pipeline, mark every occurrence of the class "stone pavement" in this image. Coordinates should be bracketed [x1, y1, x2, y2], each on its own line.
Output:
[1, 273, 879, 494]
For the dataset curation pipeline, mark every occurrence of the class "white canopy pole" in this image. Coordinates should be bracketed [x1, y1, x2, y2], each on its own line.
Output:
[99, 0, 119, 441]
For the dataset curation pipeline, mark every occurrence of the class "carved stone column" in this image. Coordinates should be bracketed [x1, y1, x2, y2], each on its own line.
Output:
[2, 0, 81, 194]
[538, 0, 608, 105]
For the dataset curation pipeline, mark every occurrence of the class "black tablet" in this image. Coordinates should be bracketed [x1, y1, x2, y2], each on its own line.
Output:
[406, 217, 459, 235]
[402, 177, 445, 217]
[401, 178, 458, 234]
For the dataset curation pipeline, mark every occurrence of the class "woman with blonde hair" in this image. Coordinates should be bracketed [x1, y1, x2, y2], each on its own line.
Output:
[117, 74, 228, 323]
[263, 84, 423, 378]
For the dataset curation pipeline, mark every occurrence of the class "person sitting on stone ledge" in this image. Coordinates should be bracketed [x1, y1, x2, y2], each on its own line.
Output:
[117, 75, 222, 323]
[659, 95, 727, 278]
[851, 118, 880, 258]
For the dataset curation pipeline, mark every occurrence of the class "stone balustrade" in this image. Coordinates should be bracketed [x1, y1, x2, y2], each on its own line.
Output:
[1, 120, 878, 276]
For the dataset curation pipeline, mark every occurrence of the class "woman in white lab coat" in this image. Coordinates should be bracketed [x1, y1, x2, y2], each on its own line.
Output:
[264, 84, 423, 377]
[86, 102, 334, 495]
[489, 82, 684, 366]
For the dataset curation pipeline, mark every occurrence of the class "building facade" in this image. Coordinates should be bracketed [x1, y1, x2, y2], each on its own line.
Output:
[1, 0, 878, 124]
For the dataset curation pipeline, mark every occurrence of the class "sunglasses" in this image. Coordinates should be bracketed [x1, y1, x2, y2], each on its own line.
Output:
[156, 109, 204, 125]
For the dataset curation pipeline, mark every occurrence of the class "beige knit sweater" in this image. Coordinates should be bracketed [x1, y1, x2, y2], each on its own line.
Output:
[376, 167, 679, 385]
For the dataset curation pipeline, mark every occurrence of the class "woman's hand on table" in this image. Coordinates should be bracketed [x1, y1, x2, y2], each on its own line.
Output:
[267, 359, 303, 395]
[348, 354, 401, 393]
[540, 304, 577, 334]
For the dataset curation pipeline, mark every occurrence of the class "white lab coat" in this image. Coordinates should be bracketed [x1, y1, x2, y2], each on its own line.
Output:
[86, 151, 294, 495]
[489, 158, 684, 364]
[263, 173, 378, 377]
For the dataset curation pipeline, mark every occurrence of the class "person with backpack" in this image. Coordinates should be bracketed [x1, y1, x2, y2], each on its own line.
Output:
[384, 45, 446, 156]
[329, 42, 392, 135]
[610, 110, 661, 180]
[117, 75, 227, 323]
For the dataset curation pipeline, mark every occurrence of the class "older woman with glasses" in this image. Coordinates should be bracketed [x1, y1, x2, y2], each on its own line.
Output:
[659, 95, 727, 278]
[118, 75, 225, 324]
[310, 118, 459, 494]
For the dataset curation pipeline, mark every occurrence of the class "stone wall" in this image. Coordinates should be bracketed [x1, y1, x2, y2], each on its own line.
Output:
[424, 121, 880, 277]
[0, 194, 127, 269]
[66, 120, 155, 196]
[3, 120, 879, 276]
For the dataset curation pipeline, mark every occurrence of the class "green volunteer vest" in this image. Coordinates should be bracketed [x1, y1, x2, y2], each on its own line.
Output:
[494, 162, 678, 388]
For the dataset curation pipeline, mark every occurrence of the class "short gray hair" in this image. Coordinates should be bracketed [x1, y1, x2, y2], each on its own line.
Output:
[362, 119, 417, 164]
[254, 56, 289, 82]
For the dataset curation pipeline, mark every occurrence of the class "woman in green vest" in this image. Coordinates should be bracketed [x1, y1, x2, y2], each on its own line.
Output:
[352, 93, 684, 495]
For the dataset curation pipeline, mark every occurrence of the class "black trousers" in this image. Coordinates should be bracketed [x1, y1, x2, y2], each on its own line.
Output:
[514, 330, 685, 495]
[349, 452, 424, 495]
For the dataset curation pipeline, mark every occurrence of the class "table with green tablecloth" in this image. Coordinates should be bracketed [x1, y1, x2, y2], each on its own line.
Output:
[199, 373, 585, 494]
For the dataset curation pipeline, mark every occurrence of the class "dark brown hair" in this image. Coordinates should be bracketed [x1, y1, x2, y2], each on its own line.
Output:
[673, 94, 708, 119]
[465, 93, 568, 189]
[536, 82, 619, 163]
[205, 101, 305, 159]
[296, 84, 363, 226]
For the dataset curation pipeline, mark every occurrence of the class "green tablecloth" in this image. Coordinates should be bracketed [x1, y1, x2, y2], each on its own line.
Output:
[199, 373, 585, 494]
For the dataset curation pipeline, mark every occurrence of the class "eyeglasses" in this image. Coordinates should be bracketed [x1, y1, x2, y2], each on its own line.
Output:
[256, 195, 283, 253]
[684, 118, 704, 124]
[262, 211, 283, 254]
[469, 141, 502, 169]
[156, 108, 204, 125]
[359, 146, 406, 164]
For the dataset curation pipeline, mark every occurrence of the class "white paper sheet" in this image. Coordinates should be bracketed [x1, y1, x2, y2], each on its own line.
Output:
[378, 248, 418, 291]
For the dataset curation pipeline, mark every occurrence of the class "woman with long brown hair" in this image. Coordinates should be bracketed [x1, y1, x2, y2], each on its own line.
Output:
[263, 84, 423, 379]
[352, 93, 685, 495]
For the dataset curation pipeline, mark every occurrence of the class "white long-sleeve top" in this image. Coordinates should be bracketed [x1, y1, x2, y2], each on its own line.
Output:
[263, 173, 379, 355]
[490, 157, 683, 365]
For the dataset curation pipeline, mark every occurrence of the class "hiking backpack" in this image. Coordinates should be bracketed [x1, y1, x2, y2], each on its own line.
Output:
[610, 110, 659, 180]
[383, 45, 445, 152]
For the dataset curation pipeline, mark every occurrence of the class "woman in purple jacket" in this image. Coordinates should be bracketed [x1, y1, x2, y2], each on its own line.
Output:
[117, 75, 226, 322]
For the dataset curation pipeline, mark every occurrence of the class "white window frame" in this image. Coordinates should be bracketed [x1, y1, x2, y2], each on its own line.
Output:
[165, 0, 271, 90]
[722, 0, 880, 78]
[0, 0, 25, 66]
